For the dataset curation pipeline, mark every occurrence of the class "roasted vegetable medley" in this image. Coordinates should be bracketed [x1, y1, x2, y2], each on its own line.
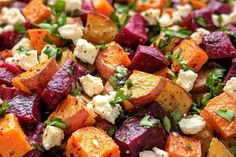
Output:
[0, 0, 236, 156]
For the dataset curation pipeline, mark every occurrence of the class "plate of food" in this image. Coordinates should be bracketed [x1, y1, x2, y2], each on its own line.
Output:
[0, 0, 235, 156]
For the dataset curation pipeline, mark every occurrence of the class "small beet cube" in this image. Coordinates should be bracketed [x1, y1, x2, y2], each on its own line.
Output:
[0, 67, 15, 86]
[0, 86, 16, 100]
[224, 58, 236, 82]
[129, 45, 169, 73]
[24, 150, 42, 157]
[182, 8, 215, 32]
[0, 31, 22, 51]
[114, 114, 166, 157]
[202, 32, 236, 59]
[0, 61, 21, 75]
[207, 0, 232, 14]
[41, 59, 88, 110]
[115, 14, 148, 48]
[8, 93, 41, 124]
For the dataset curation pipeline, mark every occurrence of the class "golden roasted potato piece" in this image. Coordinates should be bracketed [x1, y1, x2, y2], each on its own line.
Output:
[124, 70, 167, 108]
[208, 138, 233, 157]
[83, 13, 118, 44]
[155, 80, 192, 113]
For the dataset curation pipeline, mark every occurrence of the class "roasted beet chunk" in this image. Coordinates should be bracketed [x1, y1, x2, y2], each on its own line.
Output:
[207, 0, 232, 14]
[224, 58, 236, 82]
[41, 59, 88, 110]
[115, 14, 148, 48]
[182, 8, 215, 32]
[0, 86, 16, 100]
[7, 93, 41, 124]
[129, 45, 169, 73]
[0, 31, 22, 51]
[202, 32, 236, 59]
[114, 114, 166, 157]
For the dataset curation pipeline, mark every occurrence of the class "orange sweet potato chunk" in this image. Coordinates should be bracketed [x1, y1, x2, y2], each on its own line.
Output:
[136, 0, 167, 11]
[165, 132, 202, 157]
[93, 0, 114, 17]
[172, 39, 208, 72]
[0, 114, 32, 157]
[65, 127, 120, 157]
[200, 93, 236, 140]
[48, 95, 95, 135]
[23, 0, 51, 24]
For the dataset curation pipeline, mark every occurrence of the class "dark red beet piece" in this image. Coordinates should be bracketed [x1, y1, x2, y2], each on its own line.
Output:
[24, 150, 42, 157]
[114, 114, 166, 157]
[0, 31, 22, 51]
[129, 45, 169, 73]
[207, 0, 232, 14]
[224, 58, 236, 82]
[202, 32, 236, 59]
[182, 8, 216, 32]
[7, 93, 41, 125]
[0, 60, 21, 75]
[9, 1, 27, 11]
[0, 67, 15, 86]
[41, 59, 88, 110]
[0, 86, 16, 100]
[115, 14, 148, 48]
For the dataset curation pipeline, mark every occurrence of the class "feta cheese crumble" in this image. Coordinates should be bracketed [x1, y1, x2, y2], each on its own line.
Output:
[58, 24, 83, 44]
[139, 147, 169, 157]
[2, 7, 26, 25]
[191, 28, 210, 45]
[178, 114, 206, 135]
[141, 9, 161, 25]
[176, 70, 198, 92]
[223, 77, 236, 101]
[79, 74, 104, 97]
[65, 0, 82, 12]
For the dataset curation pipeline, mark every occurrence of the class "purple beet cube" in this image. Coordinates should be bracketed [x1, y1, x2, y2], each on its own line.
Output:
[129, 45, 169, 73]
[23, 150, 42, 157]
[224, 58, 236, 82]
[182, 8, 216, 32]
[41, 59, 88, 110]
[0, 31, 22, 51]
[202, 32, 236, 59]
[207, 0, 232, 14]
[115, 14, 148, 48]
[114, 114, 166, 157]
[0, 67, 15, 86]
[7, 93, 41, 124]
[0, 86, 16, 100]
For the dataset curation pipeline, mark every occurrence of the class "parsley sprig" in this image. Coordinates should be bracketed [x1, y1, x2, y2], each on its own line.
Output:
[109, 89, 132, 107]
[0, 101, 9, 116]
[44, 118, 67, 129]
[139, 114, 160, 127]
[216, 108, 236, 123]
[109, 66, 128, 90]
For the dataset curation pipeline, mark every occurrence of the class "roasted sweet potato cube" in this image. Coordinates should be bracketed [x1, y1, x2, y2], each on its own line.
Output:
[172, 39, 208, 72]
[65, 127, 120, 157]
[48, 95, 95, 134]
[0, 114, 32, 157]
[208, 138, 233, 157]
[200, 93, 236, 140]
[23, 0, 51, 24]
[165, 132, 202, 157]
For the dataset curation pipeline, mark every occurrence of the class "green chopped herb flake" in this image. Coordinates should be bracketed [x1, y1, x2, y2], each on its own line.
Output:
[66, 66, 73, 74]
[126, 80, 134, 89]
[14, 24, 26, 35]
[163, 116, 171, 132]
[162, 28, 191, 39]
[42, 45, 63, 60]
[44, 118, 67, 129]
[71, 83, 82, 96]
[139, 114, 160, 127]
[216, 108, 236, 123]
[95, 44, 107, 50]
[195, 16, 207, 28]
[109, 89, 132, 107]
[31, 142, 44, 152]
[186, 145, 193, 151]
[0, 101, 9, 116]
[229, 146, 236, 157]
[119, 135, 127, 142]
[167, 69, 177, 81]
[171, 109, 183, 122]
[107, 127, 116, 137]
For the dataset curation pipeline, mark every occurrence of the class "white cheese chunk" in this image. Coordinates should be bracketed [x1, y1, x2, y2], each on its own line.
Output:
[223, 77, 236, 101]
[12, 38, 33, 55]
[176, 69, 198, 92]
[141, 9, 161, 25]
[153, 147, 169, 157]
[191, 28, 210, 45]
[42, 125, 64, 151]
[2, 7, 26, 25]
[89, 91, 122, 124]
[178, 114, 206, 135]
[176, 4, 192, 18]
[159, 13, 173, 27]
[79, 74, 104, 97]
[58, 24, 83, 44]
[139, 148, 169, 157]
[73, 39, 98, 65]
[65, 0, 82, 12]
[3, 25, 14, 32]
[172, 11, 182, 23]
[212, 14, 231, 27]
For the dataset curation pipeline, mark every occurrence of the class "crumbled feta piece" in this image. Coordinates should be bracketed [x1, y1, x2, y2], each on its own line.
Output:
[176, 70, 198, 92]
[6, 50, 39, 71]
[2, 7, 26, 25]
[3, 25, 14, 32]
[73, 39, 98, 65]
[223, 77, 236, 101]
[176, 4, 192, 18]
[159, 13, 173, 27]
[178, 114, 206, 135]
[39, 45, 54, 63]
[12, 38, 33, 55]
[141, 9, 161, 25]
[58, 24, 83, 44]
[139, 148, 169, 157]
[47, 0, 58, 5]
[191, 28, 210, 45]
[42, 125, 64, 151]
[212, 14, 231, 27]
[65, 0, 82, 12]
[79, 74, 104, 97]
[172, 11, 182, 23]
[89, 91, 122, 124]
[230, 12, 236, 23]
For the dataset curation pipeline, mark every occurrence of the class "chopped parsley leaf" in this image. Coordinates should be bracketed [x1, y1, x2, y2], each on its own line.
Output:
[139, 114, 160, 127]
[44, 118, 67, 129]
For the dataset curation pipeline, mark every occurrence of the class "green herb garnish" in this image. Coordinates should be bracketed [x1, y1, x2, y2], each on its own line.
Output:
[229, 146, 236, 157]
[42, 45, 63, 60]
[216, 108, 236, 123]
[195, 16, 207, 28]
[109, 66, 128, 90]
[167, 69, 177, 81]
[66, 66, 73, 74]
[119, 135, 127, 141]
[31, 142, 44, 152]
[107, 127, 116, 137]
[0, 101, 9, 116]
[109, 89, 132, 107]
[44, 118, 67, 129]
[14, 24, 26, 35]
[95, 44, 107, 50]
[163, 116, 171, 132]
[171, 109, 183, 122]
[139, 114, 160, 127]
[161, 28, 191, 39]
[71, 83, 82, 96]
[186, 145, 193, 151]
[126, 80, 134, 89]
